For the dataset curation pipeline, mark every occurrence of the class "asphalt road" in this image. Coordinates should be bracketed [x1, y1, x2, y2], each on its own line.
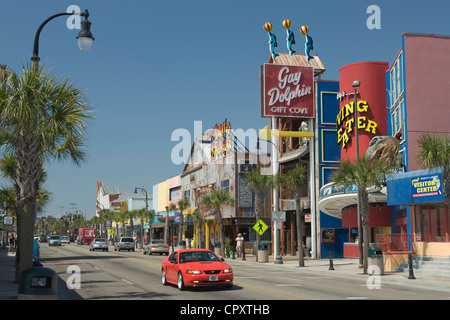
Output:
[39, 243, 450, 302]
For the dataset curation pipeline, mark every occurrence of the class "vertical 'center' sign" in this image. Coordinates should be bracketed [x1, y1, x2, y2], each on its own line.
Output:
[261, 64, 314, 118]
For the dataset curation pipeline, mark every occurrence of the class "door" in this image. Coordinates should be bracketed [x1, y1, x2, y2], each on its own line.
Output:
[165, 252, 178, 282]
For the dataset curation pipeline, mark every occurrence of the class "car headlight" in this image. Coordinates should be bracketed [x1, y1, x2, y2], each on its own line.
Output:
[223, 268, 232, 273]
[186, 270, 202, 274]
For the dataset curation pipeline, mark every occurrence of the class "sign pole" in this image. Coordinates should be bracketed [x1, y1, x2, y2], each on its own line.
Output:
[272, 117, 283, 264]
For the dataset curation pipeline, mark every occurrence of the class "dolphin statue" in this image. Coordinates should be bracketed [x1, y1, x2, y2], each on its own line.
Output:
[286, 28, 296, 56]
[268, 32, 280, 60]
[305, 34, 314, 62]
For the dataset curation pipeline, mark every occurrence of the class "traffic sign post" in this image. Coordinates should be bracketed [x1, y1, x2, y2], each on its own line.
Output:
[271, 211, 286, 222]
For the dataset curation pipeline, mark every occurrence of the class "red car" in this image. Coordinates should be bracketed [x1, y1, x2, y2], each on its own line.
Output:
[161, 249, 233, 290]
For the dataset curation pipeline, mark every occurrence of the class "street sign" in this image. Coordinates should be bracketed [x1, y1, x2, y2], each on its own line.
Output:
[109, 229, 115, 235]
[253, 219, 268, 236]
[3, 216, 13, 226]
[271, 211, 286, 222]
[259, 125, 314, 141]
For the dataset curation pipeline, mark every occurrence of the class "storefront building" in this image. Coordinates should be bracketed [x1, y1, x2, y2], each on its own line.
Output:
[315, 80, 344, 258]
[319, 32, 450, 264]
[96, 181, 153, 239]
[318, 61, 392, 258]
[180, 120, 272, 253]
[384, 33, 450, 259]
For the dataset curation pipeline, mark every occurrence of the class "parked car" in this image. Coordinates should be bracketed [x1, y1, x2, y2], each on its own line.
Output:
[89, 238, 109, 251]
[48, 235, 61, 246]
[161, 249, 233, 290]
[61, 236, 70, 244]
[34, 234, 40, 240]
[143, 239, 169, 255]
[114, 237, 135, 252]
[39, 235, 47, 243]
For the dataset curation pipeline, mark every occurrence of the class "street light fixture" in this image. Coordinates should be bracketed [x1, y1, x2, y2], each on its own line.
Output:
[76, 11, 95, 52]
[352, 80, 363, 269]
[31, 9, 94, 63]
[134, 187, 149, 211]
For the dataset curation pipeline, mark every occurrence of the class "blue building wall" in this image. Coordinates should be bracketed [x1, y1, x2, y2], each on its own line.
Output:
[316, 80, 346, 258]
[386, 35, 410, 235]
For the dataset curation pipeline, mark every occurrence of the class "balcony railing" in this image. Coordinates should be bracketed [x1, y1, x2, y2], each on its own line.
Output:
[376, 233, 414, 253]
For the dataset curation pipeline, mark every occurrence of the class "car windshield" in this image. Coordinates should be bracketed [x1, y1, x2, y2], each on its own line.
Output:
[179, 251, 221, 263]
[121, 238, 133, 242]
[151, 240, 164, 244]
[50, 236, 59, 240]
[94, 238, 106, 242]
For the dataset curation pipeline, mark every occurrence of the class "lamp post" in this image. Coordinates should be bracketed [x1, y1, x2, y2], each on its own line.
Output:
[135, 187, 149, 246]
[352, 80, 363, 269]
[134, 187, 149, 211]
[31, 9, 94, 65]
[256, 118, 282, 264]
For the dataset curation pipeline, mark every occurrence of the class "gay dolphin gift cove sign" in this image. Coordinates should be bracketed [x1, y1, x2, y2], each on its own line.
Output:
[261, 64, 314, 118]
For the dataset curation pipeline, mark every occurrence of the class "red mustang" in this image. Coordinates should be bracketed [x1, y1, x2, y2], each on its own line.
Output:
[161, 249, 233, 290]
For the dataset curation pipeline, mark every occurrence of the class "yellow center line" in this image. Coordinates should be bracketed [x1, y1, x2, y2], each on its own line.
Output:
[133, 258, 161, 268]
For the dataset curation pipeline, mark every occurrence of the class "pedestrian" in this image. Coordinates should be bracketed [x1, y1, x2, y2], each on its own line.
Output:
[143, 235, 146, 245]
[8, 234, 14, 253]
[32, 238, 43, 267]
[235, 233, 244, 257]
[173, 235, 178, 247]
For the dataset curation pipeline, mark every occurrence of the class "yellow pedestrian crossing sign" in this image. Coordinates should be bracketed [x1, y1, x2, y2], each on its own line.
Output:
[253, 219, 268, 236]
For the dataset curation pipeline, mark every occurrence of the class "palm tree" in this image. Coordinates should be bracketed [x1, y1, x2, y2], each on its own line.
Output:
[0, 153, 51, 216]
[0, 64, 93, 280]
[136, 208, 155, 242]
[245, 170, 273, 261]
[112, 212, 123, 239]
[98, 209, 114, 239]
[416, 133, 450, 207]
[276, 165, 308, 267]
[164, 205, 171, 244]
[200, 190, 235, 256]
[177, 199, 190, 243]
[190, 210, 204, 248]
[331, 155, 392, 273]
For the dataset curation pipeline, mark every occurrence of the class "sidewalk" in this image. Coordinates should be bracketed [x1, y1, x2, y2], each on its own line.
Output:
[228, 253, 450, 294]
[0, 248, 18, 300]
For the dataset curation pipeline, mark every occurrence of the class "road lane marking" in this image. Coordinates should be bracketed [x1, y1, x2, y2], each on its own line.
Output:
[346, 297, 370, 300]
[121, 279, 134, 285]
[276, 284, 302, 287]
[133, 258, 161, 268]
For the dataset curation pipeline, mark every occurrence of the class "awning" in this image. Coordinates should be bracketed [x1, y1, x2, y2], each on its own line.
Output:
[185, 207, 198, 215]
[150, 222, 166, 228]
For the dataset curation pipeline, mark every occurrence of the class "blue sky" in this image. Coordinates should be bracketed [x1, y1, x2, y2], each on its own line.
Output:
[1, 0, 449, 219]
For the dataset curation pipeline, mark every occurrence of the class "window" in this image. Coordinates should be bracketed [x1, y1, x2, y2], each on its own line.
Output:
[183, 190, 190, 202]
[221, 179, 230, 193]
[169, 187, 180, 201]
[415, 204, 449, 242]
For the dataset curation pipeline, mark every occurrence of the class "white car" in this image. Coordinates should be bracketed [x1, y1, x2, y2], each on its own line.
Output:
[48, 235, 61, 246]
[61, 236, 70, 244]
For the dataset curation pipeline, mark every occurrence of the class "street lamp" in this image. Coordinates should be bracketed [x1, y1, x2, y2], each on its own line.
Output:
[134, 187, 149, 211]
[352, 80, 363, 269]
[257, 123, 283, 265]
[31, 9, 94, 63]
[135, 187, 149, 245]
